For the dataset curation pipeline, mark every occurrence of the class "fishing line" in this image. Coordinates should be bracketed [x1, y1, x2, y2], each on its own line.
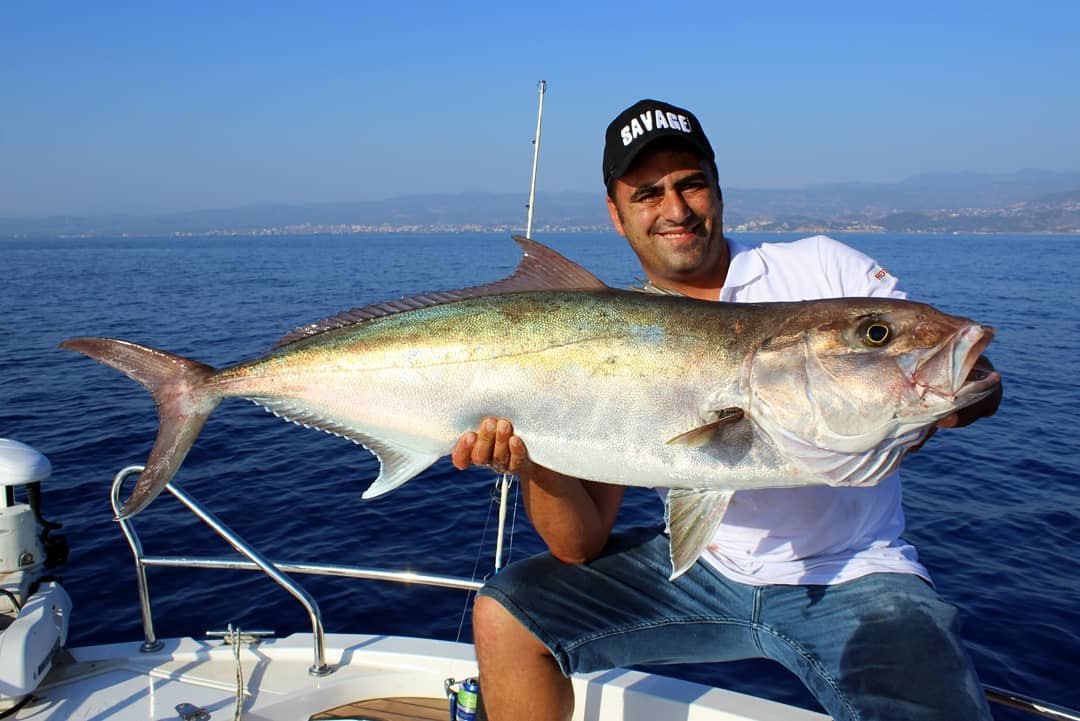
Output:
[504, 478, 521, 566]
[454, 475, 500, 643]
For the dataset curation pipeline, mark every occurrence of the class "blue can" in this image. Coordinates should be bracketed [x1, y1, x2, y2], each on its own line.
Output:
[455, 677, 480, 721]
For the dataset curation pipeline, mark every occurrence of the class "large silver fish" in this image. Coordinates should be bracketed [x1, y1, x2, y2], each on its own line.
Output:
[61, 237, 1000, 578]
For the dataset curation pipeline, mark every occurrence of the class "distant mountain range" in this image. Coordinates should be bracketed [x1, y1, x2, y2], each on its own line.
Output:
[3, 169, 1079, 237]
[723, 170, 1080, 234]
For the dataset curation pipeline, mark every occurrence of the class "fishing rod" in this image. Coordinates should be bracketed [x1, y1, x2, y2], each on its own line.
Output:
[525, 79, 547, 240]
[493, 79, 547, 573]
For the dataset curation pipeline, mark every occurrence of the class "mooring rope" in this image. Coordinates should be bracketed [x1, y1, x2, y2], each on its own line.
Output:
[228, 623, 245, 720]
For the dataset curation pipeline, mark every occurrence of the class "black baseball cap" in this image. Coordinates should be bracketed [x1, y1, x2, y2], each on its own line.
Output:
[602, 99, 716, 188]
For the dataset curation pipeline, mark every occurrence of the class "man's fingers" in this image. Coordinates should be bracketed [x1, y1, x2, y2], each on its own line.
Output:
[507, 435, 528, 473]
[451, 417, 528, 473]
[469, 418, 498, 466]
[451, 431, 477, 470]
[491, 419, 514, 468]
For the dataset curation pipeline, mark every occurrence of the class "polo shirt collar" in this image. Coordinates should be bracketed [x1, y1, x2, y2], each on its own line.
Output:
[720, 239, 765, 300]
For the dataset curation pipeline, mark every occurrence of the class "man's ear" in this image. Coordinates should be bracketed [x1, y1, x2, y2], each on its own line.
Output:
[606, 194, 626, 237]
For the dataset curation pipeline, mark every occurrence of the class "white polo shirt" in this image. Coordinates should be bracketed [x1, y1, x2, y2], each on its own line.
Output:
[697, 234, 930, 586]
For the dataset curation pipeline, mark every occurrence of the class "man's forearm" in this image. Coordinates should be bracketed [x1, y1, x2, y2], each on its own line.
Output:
[520, 466, 625, 564]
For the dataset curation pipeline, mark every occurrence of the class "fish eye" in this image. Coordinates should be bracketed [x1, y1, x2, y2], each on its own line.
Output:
[861, 320, 892, 346]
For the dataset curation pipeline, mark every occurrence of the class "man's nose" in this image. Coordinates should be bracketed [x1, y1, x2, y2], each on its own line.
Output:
[660, 188, 693, 223]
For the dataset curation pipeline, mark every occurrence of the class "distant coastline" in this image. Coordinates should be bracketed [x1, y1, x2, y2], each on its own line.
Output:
[12, 226, 1078, 242]
[4, 170, 1079, 238]
[16, 223, 1076, 241]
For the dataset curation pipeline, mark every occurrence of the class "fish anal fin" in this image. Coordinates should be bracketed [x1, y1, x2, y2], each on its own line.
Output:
[360, 436, 441, 499]
[247, 398, 439, 499]
[666, 408, 745, 448]
[273, 236, 609, 348]
[665, 488, 735, 580]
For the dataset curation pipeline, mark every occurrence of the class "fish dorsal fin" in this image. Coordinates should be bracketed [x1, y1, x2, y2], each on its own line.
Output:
[500, 235, 609, 292]
[273, 236, 608, 349]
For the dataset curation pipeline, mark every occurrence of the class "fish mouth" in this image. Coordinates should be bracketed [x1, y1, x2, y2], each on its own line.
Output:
[913, 323, 1000, 407]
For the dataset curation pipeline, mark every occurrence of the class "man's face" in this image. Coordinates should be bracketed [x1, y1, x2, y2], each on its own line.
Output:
[606, 147, 728, 296]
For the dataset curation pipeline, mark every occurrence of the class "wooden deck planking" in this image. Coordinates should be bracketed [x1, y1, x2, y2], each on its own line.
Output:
[310, 696, 449, 721]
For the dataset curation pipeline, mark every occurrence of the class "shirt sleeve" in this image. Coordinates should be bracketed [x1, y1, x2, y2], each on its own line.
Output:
[812, 235, 907, 300]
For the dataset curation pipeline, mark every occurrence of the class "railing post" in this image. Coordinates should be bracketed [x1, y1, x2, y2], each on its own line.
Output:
[111, 466, 163, 652]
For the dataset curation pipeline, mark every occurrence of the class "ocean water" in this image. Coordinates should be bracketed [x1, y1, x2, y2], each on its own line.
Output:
[1, 231, 1077, 718]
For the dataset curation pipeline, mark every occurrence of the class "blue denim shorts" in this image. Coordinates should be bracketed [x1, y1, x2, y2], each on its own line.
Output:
[479, 525, 991, 721]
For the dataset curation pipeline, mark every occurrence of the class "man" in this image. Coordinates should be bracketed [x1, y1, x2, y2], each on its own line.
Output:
[451, 99, 1000, 721]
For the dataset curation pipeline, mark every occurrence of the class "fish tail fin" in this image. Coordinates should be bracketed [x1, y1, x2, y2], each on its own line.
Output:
[60, 337, 221, 519]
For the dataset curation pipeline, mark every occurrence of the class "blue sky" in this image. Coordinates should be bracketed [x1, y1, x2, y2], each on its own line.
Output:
[3, 1, 1078, 216]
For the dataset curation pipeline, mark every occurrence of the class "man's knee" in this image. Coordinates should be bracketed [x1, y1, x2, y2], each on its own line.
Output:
[473, 595, 546, 655]
[472, 595, 509, 645]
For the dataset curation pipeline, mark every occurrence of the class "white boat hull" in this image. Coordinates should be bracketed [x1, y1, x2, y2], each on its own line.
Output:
[20, 632, 829, 721]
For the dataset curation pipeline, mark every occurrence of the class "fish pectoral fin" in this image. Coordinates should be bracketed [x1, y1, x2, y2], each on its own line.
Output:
[665, 408, 745, 448]
[664, 488, 735, 581]
[358, 435, 441, 499]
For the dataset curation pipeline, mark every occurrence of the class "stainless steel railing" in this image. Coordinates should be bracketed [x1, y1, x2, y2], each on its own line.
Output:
[110, 465, 482, 676]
